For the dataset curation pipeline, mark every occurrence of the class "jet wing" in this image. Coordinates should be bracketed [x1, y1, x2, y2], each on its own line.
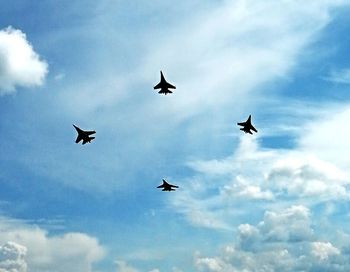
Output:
[86, 131, 96, 135]
[170, 184, 179, 188]
[250, 125, 258, 133]
[166, 82, 176, 89]
[75, 135, 83, 143]
[153, 82, 162, 89]
[73, 125, 83, 133]
[157, 184, 165, 188]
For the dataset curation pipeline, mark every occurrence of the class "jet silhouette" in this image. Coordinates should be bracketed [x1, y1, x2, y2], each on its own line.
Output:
[73, 125, 96, 145]
[153, 71, 176, 95]
[157, 179, 179, 191]
[237, 115, 258, 134]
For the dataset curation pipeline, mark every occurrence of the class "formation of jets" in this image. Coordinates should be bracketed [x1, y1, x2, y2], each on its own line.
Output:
[73, 71, 258, 191]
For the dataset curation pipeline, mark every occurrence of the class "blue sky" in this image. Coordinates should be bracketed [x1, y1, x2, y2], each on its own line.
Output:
[2, 0, 350, 271]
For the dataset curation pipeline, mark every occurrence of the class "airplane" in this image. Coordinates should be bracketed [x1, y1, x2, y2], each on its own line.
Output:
[153, 71, 176, 95]
[157, 179, 179, 191]
[73, 125, 96, 145]
[237, 115, 258, 134]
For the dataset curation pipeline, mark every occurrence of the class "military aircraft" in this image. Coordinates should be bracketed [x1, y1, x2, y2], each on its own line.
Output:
[237, 115, 258, 134]
[157, 179, 179, 191]
[153, 71, 176, 95]
[73, 125, 96, 145]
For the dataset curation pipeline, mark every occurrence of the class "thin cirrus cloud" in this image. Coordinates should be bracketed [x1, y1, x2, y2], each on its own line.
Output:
[324, 68, 350, 84]
[0, 26, 48, 94]
[37, 0, 350, 195]
[58, 0, 347, 120]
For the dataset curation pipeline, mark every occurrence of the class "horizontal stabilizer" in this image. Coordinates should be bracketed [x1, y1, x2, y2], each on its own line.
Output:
[158, 90, 173, 94]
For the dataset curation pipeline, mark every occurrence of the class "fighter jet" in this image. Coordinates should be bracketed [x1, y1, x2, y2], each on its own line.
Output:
[157, 179, 179, 191]
[237, 115, 258, 134]
[153, 71, 176, 95]
[73, 125, 96, 145]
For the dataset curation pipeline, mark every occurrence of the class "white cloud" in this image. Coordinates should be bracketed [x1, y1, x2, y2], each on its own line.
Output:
[132, 0, 349, 120]
[0, 217, 105, 272]
[311, 242, 340, 261]
[237, 205, 313, 251]
[299, 106, 350, 171]
[114, 261, 160, 272]
[12, 0, 349, 195]
[59, 0, 348, 120]
[171, 136, 350, 230]
[0, 26, 48, 94]
[115, 260, 139, 272]
[221, 176, 274, 201]
[258, 205, 313, 242]
[0, 242, 27, 272]
[267, 154, 349, 198]
[193, 205, 350, 271]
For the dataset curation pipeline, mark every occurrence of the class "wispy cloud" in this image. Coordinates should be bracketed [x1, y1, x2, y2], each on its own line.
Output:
[324, 68, 350, 84]
[29, 0, 350, 194]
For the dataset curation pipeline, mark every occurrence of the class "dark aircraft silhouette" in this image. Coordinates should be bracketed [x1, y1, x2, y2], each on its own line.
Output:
[157, 179, 179, 191]
[73, 125, 96, 145]
[237, 115, 258, 134]
[153, 71, 176, 95]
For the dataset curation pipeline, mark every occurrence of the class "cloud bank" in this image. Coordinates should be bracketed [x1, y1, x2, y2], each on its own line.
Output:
[0, 242, 27, 272]
[0, 217, 105, 272]
[194, 205, 348, 272]
[0, 27, 48, 94]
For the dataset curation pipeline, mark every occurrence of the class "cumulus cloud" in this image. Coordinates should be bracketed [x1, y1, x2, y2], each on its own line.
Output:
[311, 242, 340, 261]
[171, 135, 350, 230]
[0, 242, 27, 272]
[0, 26, 48, 94]
[194, 205, 350, 272]
[236, 205, 313, 253]
[114, 260, 160, 272]
[258, 205, 313, 243]
[221, 176, 274, 201]
[267, 155, 349, 198]
[0, 217, 105, 272]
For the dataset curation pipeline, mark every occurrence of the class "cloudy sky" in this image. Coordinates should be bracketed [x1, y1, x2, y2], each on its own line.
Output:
[1, 0, 350, 271]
